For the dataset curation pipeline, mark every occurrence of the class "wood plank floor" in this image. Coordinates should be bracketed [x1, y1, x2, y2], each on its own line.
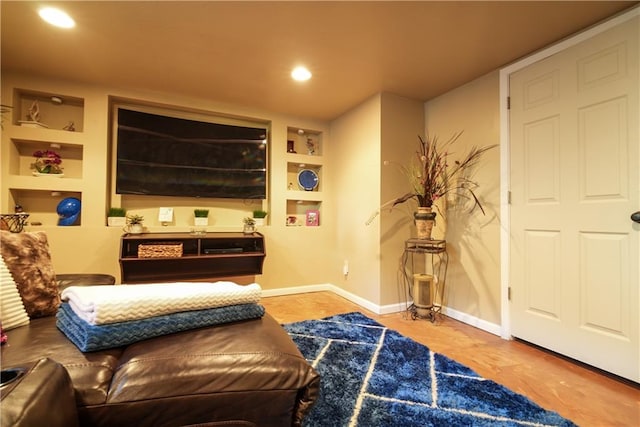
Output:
[262, 291, 640, 427]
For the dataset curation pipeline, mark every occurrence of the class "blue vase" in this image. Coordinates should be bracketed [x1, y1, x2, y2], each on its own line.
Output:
[57, 197, 81, 226]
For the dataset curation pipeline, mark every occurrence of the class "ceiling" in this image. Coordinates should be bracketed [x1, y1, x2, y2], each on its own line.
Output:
[1, 1, 637, 121]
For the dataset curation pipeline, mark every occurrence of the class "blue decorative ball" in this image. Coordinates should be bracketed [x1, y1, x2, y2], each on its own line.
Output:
[57, 197, 81, 226]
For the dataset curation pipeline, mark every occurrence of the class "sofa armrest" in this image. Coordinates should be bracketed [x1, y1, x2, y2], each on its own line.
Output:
[1, 358, 79, 427]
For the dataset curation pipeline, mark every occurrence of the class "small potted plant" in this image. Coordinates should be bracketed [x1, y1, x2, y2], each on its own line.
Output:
[125, 214, 144, 234]
[243, 217, 256, 234]
[192, 208, 209, 234]
[107, 207, 127, 227]
[194, 209, 209, 226]
[252, 209, 268, 226]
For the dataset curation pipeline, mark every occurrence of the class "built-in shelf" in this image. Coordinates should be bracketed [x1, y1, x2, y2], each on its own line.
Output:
[2, 87, 89, 227]
[14, 88, 84, 132]
[285, 200, 322, 227]
[286, 127, 322, 156]
[286, 162, 322, 192]
[10, 138, 83, 179]
[285, 127, 324, 227]
[9, 189, 82, 226]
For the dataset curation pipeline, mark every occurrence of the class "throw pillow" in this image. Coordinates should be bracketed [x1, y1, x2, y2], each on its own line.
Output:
[0, 255, 30, 330]
[0, 231, 60, 318]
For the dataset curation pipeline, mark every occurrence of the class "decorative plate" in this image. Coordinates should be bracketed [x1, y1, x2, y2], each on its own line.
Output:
[297, 169, 318, 191]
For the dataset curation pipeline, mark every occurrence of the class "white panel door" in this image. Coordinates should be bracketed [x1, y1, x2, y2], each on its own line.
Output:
[509, 16, 639, 382]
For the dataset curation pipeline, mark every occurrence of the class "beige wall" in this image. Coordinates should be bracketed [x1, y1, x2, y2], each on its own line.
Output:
[328, 94, 383, 304]
[2, 69, 504, 326]
[1, 72, 335, 290]
[379, 93, 425, 307]
[327, 92, 424, 309]
[423, 71, 502, 324]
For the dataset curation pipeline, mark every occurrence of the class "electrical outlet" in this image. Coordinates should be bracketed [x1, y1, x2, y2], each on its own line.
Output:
[343, 260, 349, 276]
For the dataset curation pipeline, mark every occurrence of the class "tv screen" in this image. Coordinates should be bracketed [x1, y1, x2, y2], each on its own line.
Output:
[116, 108, 267, 199]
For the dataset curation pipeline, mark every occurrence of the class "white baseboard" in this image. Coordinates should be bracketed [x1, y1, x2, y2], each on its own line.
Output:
[439, 306, 502, 336]
[261, 284, 331, 297]
[261, 283, 384, 313]
[262, 284, 502, 336]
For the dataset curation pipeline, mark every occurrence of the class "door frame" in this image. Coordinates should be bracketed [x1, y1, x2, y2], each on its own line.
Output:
[499, 6, 639, 339]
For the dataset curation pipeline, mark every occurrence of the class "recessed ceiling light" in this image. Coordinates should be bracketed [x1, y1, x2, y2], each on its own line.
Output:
[38, 7, 75, 29]
[291, 66, 312, 82]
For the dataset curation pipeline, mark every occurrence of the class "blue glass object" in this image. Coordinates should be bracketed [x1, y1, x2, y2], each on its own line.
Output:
[57, 197, 81, 226]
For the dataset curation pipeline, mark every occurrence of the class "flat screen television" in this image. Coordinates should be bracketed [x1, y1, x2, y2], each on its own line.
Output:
[116, 108, 268, 199]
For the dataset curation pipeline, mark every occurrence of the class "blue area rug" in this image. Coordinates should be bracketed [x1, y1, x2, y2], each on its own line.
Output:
[284, 312, 576, 427]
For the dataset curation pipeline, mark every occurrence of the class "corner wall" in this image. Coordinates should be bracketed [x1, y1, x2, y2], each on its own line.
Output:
[379, 93, 425, 307]
[328, 94, 383, 305]
[424, 71, 502, 325]
[327, 92, 424, 309]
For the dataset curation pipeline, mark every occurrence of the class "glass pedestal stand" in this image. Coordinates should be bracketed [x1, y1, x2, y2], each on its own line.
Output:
[401, 239, 449, 322]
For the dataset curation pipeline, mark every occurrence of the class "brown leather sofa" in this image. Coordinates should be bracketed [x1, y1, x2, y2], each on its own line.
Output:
[1, 277, 320, 427]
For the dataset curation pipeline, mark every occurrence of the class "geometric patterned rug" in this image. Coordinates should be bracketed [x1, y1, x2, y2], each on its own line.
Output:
[284, 312, 576, 427]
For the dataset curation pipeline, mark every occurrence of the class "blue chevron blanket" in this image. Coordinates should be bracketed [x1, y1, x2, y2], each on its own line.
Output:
[56, 302, 265, 352]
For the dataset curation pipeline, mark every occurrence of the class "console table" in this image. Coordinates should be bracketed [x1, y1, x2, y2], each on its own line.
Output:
[119, 232, 266, 283]
[401, 239, 448, 322]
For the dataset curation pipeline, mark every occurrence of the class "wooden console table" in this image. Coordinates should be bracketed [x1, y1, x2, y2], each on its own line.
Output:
[119, 232, 266, 283]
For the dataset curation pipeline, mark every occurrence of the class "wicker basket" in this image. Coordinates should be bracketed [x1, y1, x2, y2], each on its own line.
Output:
[138, 242, 183, 258]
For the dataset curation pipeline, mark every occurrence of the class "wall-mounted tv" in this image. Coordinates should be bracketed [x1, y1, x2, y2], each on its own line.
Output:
[116, 108, 268, 199]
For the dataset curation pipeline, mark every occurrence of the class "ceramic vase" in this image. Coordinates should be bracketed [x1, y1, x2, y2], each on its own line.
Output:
[194, 217, 208, 227]
[414, 207, 436, 239]
[124, 224, 144, 234]
[107, 217, 126, 227]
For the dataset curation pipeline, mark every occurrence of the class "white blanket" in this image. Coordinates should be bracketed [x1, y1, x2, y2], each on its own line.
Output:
[61, 281, 261, 325]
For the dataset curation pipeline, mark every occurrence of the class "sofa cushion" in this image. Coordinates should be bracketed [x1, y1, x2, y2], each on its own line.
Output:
[0, 231, 60, 318]
[108, 313, 318, 403]
[88, 313, 320, 427]
[0, 255, 30, 330]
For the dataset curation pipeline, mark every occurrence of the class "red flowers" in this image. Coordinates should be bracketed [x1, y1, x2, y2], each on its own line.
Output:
[32, 150, 63, 174]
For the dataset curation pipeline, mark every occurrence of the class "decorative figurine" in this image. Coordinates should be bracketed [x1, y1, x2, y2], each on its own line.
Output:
[27, 100, 40, 122]
[306, 137, 315, 155]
